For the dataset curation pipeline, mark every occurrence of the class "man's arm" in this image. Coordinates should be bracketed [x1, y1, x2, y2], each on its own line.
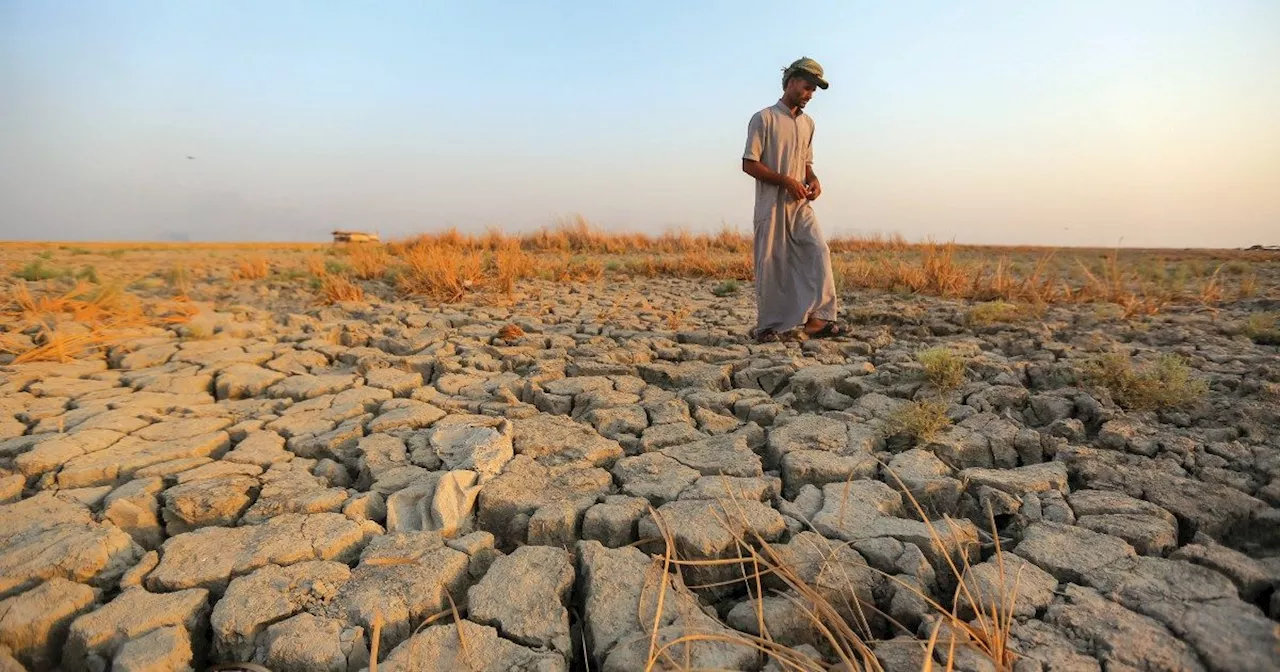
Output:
[744, 159, 808, 201]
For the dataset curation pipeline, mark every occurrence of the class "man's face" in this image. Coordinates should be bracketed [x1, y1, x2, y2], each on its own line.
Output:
[784, 76, 818, 109]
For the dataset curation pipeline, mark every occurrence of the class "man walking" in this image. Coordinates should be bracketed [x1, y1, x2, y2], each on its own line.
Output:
[742, 57, 843, 344]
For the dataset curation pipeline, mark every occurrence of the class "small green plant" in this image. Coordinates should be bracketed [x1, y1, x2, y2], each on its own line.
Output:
[967, 301, 1041, 325]
[324, 260, 352, 276]
[74, 265, 99, 284]
[886, 399, 952, 443]
[14, 260, 65, 281]
[1243, 312, 1279, 346]
[1222, 260, 1251, 276]
[106, 249, 126, 259]
[69, 247, 92, 256]
[712, 279, 741, 297]
[917, 347, 967, 392]
[37, 250, 53, 260]
[1083, 352, 1209, 411]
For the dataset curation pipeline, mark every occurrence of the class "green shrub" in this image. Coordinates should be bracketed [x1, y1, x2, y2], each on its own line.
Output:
[1084, 352, 1208, 411]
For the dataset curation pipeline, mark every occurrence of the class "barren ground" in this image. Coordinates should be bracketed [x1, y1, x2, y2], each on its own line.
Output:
[1, 238, 1278, 671]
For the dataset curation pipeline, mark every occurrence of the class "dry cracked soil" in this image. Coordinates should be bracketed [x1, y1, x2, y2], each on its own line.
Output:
[1, 273, 1279, 672]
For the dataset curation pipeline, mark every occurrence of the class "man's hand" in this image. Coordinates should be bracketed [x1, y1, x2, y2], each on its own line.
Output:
[743, 159, 810, 201]
[806, 178, 822, 200]
[783, 177, 809, 201]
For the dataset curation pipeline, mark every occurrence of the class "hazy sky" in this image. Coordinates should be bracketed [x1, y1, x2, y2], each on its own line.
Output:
[2, 1, 1277, 247]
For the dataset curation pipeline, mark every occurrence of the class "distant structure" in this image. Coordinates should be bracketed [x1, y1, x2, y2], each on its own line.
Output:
[332, 229, 380, 244]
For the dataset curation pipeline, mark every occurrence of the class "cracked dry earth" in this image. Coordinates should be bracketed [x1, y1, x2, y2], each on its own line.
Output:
[1, 276, 1279, 672]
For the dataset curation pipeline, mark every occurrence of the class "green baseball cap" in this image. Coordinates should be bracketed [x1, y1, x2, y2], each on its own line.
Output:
[785, 57, 829, 89]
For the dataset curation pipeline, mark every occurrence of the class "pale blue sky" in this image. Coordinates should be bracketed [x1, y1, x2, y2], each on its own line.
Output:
[1, 1, 1277, 247]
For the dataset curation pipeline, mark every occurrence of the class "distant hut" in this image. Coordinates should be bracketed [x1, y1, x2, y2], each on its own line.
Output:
[332, 229, 380, 244]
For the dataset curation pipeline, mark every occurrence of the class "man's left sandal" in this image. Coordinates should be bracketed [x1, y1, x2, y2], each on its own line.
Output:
[806, 321, 845, 339]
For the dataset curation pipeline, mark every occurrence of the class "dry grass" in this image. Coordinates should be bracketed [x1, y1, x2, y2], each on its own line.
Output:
[492, 243, 537, 298]
[305, 254, 328, 277]
[3, 226, 1275, 314]
[318, 273, 364, 304]
[394, 244, 486, 302]
[666, 306, 693, 332]
[966, 301, 1042, 326]
[1083, 352, 1210, 411]
[231, 255, 270, 281]
[712, 279, 742, 297]
[0, 281, 197, 363]
[638, 463, 1018, 671]
[348, 245, 390, 281]
[75, 222, 1264, 314]
[1243, 312, 1279, 345]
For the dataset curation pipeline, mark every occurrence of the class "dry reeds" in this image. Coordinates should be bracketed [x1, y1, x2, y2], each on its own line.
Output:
[348, 245, 390, 281]
[318, 273, 365, 304]
[637, 464, 1020, 672]
[395, 243, 485, 302]
[0, 281, 197, 363]
[231, 255, 270, 281]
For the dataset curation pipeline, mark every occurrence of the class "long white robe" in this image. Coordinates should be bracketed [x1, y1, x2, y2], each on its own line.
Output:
[742, 100, 838, 335]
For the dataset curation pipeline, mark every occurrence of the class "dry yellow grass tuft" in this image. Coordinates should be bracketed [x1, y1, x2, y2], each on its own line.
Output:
[231, 255, 270, 281]
[638, 465, 1018, 671]
[348, 245, 390, 281]
[395, 243, 485, 302]
[0, 281, 197, 363]
[318, 273, 364, 304]
[492, 243, 537, 298]
[305, 254, 328, 277]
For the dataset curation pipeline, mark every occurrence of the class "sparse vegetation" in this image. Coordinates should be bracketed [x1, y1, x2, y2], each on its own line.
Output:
[1083, 352, 1210, 411]
[917, 347, 967, 391]
[14, 259, 65, 281]
[639, 467, 1014, 672]
[967, 301, 1041, 325]
[395, 243, 486, 302]
[324, 259, 352, 276]
[886, 399, 953, 443]
[318, 273, 364, 304]
[232, 255, 270, 281]
[348, 245, 390, 281]
[712, 279, 741, 297]
[74, 265, 99, 284]
[666, 306, 692, 331]
[1243, 312, 1279, 345]
[0, 280, 197, 362]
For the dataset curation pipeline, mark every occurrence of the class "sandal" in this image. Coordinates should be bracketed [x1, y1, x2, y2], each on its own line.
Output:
[805, 321, 845, 339]
[755, 328, 781, 344]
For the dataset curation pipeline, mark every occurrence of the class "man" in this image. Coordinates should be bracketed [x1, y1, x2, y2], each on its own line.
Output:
[742, 56, 843, 344]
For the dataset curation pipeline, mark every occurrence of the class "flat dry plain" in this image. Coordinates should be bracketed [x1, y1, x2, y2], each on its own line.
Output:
[0, 227, 1278, 672]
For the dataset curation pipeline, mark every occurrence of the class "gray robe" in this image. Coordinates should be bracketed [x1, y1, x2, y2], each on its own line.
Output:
[742, 100, 838, 334]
